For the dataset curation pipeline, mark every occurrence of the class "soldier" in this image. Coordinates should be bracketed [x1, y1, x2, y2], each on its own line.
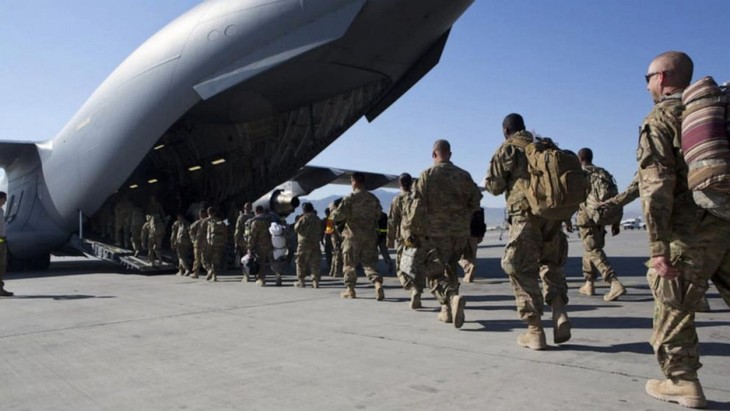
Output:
[114, 196, 132, 247]
[458, 208, 486, 283]
[189, 209, 209, 279]
[170, 213, 192, 276]
[411, 140, 481, 327]
[248, 205, 277, 286]
[331, 172, 385, 300]
[376, 212, 394, 275]
[0, 192, 13, 296]
[483, 114, 572, 349]
[128, 206, 145, 257]
[387, 173, 424, 309]
[328, 199, 344, 278]
[575, 148, 627, 301]
[638, 51, 730, 408]
[206, 208, 227, 282]
[142, 214, 165, 266]
[294, 202, 322, 288]
[233, 202, 254, 281]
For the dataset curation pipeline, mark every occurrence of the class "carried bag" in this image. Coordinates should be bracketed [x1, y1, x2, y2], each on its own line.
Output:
[585, 167, 623, 226]
[509, 137, 588, 220]
[682, 76, 730, 221]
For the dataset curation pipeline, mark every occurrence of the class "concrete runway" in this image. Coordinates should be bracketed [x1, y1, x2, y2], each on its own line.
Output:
[2, 230, 729, 410]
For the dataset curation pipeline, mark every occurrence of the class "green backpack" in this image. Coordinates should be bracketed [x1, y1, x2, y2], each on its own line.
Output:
[585, 166, 622, 226]
[509, 137, 588, 221]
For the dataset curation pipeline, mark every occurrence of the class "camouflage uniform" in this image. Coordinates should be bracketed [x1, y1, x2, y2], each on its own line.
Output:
[189, 216, 208, 277]
[128, 207, 145, 256]
[484, 130, 569, 321]
[413, 161, 481, 308]
[206, 216, 227, 281]
[331, 188, 383, 293]
[577, 164, 619, 283]
[637, 92, 730, 381]
[329, 227, 344, 278]
[248, 215, 275, 284]
[170, 218, 192, 275]
[294, 213, 322, 286]
[388, 191, 425, 294]
[142, 214, 165, 266]
[234, 211, 255, 252]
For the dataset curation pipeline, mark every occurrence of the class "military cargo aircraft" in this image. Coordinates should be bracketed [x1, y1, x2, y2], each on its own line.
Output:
[0, 0, 473, 269]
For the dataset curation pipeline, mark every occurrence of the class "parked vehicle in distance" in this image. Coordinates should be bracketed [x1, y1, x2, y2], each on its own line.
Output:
[621, 217, 646, 230]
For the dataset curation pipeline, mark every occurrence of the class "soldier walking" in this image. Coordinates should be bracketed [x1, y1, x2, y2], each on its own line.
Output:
[294, 202, 322, 288]
[206, 208, 227, 282]
[170, 212, 192, 276]
[189, 208, 209, 279]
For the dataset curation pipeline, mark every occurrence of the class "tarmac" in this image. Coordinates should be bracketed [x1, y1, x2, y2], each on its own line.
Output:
[1, 230, 729, 411]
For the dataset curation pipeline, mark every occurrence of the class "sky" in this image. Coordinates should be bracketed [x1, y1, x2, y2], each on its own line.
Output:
[1, 0, 729, 209]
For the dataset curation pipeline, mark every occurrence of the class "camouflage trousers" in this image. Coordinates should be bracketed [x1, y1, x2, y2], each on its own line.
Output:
[579, 225, 617, 282]
[396, 243, 426, 294]
[296, 244, 321, 281]
[458, 236, 479, 281]
[501, 214, 568, 320]
[207, 243, 225, 276]
[647, 212, 730, 381]
[175, 243, 192, 273]
[329, 235, 343, 278]
[413, 235, 465, 305]
[342, 235, 382, 287]
[191, 243, 207, 274]
[147, 234, 164, 265]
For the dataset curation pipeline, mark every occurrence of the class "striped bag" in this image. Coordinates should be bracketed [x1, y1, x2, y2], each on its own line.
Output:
[682, 76, 730, 220]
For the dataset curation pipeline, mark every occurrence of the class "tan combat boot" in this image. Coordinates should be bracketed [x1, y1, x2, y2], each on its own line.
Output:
[374, 280, 384, 301]
[255, 279, 266, 287]
[645, 378, 706, 409]
[517, 316, 547, 350]
[604, 279, 627, 301]
[294, 279, 305, 288]
[437, 304, 453, 323]
[340, 285, 356, 299]
[312, 279, 319, 289]
[578, 280, 595, 296]
[450, 295, 466, 328]
[190, 273, 199, 279]
[409, 290, 422, 310]
[552, 298, 571, 344]
[176, 270, 184, 276]
[205, 272, 213, 281]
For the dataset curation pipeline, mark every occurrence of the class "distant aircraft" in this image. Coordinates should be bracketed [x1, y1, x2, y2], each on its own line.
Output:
[0, 0, 473, 269]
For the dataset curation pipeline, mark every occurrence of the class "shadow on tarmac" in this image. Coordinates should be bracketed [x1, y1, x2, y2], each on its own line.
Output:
[8, 294, 116, 301]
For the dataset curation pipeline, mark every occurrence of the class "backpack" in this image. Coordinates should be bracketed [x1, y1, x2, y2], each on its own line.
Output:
[400, 193, 428, 240]
[585, 167, 623, 226]
[269, 222, 288, 261]
[682, 76, 730, 221]
[508, 136, 588, 220]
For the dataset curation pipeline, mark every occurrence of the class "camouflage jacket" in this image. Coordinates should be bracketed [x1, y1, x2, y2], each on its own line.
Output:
[332, 188, 382, 241]
[294, 213, 322, 250]
[414, 160, 482, 237]
[612, 173, 640, 207]
[189, 217, 209, 246]
[234, 212, 254, 248]
[484, 130, 533, 216]
[206, 217, 228, 247]
[387, 191, 411, 245]
[248, 216, 272, 255]
[637, 91, 699, 256]
[577, 164, 616, 226]
[170, 219, 191, 248]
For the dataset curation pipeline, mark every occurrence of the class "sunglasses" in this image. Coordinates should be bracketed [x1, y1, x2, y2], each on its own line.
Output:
[645, 71, 661, 84]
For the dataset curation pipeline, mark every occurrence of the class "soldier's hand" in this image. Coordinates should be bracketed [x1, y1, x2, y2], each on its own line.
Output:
[611, 223, 620, 236]
[564, 220, 574, 233]
[652, 255, 679, 280]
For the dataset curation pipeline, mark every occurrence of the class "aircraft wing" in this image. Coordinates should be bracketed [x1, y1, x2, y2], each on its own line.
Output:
[277, 165, 400, 196]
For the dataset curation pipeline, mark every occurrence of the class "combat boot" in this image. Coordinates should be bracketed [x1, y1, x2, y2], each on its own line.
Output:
[255, 279, 266, 287]
[0, 289, 14, 297]
[463, 272, 474, 283]
[450, 295, 466, 328]
[294, 279, 305, 288]
[210, 274, 217, 282]
[191, 273, 199, 279]
[645, 378, 706, 409]
[604, 279, 627, 301]
[374, 280, 384, 301]
[578, 280, 595, 296]
[241, 273, 250, 283]
[436, 304, 453, 323]
[205, 272, 213, 281]
[409, 290, 422, 310]
[312, 279, 319, 289]
[696, 295, 711, 313]
[340, 285, 356, 299]
[517, 316, 547, 350]
[551, 298, 571, 344]
[176, 270, 184, 276]
[275, 274, 283, 287]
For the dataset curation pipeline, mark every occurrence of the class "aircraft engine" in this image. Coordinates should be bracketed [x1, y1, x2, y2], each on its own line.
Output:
[254, 189, 300, 217]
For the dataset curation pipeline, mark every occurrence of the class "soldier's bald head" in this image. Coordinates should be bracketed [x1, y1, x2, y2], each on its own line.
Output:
[649, 51, 693, 89]
[432, 139, 451, 162]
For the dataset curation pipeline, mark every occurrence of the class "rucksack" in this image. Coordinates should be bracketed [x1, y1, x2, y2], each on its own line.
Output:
[508, 136, 588, 220]
[585, 167, 623, 226]
[682, 77, 730, 221]
[400, 193, 429, 240]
